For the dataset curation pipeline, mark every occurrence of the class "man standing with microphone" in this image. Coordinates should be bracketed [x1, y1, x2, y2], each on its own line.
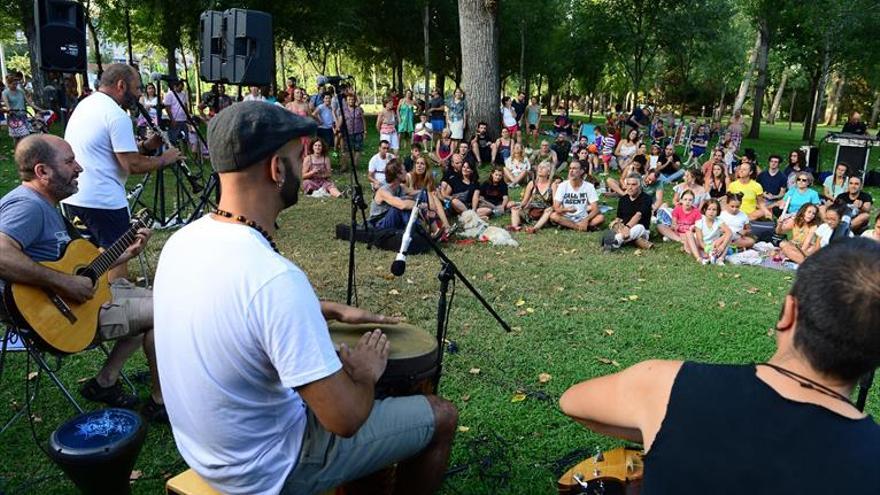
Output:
[62, 63, 182, 282]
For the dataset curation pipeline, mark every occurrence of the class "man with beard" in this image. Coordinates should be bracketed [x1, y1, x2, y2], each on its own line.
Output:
[61, 64, 181, 282]
[0, 134, 165, 419]
[153, 102, 457, 495]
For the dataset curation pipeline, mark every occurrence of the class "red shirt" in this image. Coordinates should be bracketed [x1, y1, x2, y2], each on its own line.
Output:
[672, 205, 702, 234]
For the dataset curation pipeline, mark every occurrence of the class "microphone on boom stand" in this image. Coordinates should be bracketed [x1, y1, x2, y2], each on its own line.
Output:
[390, 191, 426, 277]
[134, 101, 202, 194]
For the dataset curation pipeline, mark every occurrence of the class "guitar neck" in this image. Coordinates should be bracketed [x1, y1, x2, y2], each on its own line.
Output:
[87, 218, 147, 277]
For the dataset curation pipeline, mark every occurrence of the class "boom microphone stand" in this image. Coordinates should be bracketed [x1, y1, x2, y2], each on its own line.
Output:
[325, 76, 370, 306]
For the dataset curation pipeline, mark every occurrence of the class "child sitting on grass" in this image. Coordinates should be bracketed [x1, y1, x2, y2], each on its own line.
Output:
[776, 203, 820, 264]
[720, 192, 755, 250]
[685, 199, 731, 266]
[657, 189, 701, 245]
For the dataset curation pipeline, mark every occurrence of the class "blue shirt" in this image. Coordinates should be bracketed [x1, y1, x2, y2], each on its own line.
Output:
[782, 187, 820, 214]
[757, 170, 788, 197]
[316, 104, 334, 129]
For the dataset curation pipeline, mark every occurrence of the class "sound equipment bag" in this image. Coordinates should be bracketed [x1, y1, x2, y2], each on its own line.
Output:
[335, 224, 431, 255]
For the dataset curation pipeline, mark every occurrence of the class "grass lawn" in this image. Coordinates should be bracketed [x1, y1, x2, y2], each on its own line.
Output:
[0, 117, 878, 494]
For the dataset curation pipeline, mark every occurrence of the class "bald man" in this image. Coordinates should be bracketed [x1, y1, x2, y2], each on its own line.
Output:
[842, 112, 867, 135]
[0, 134, 166, 421]
[61, 63, 181, 281]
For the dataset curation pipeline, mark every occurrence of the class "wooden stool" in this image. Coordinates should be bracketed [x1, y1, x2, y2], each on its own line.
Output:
[166, 468, 337, 495]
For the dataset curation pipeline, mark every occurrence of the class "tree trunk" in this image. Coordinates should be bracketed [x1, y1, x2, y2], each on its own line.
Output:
[802, 71, 820, 141]
[165, 45, 177, 80]
[733, 31, 761, 115]
[519, 20, 525, 90]
[371, 65, 378, 105]
[716, 85, 727, 121]
[279, 41, 286, 91]
[747, 21, 769, 139]
[823, 74, 844, 126]
[807, 44, 832, 144]
[23, 23, 49, 107]
[423, 1, 431, 101]
[870, 91, 880, 128]
[435, 73, 446, 97]
[788, 88, 796, 130]
[588, 92, 594, 122]
[458, 0, 500, 136]
[767, 70, 788, 124]
[396, 55, 405, 92]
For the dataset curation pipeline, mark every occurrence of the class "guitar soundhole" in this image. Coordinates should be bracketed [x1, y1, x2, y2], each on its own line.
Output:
[76, 267, 98, 284]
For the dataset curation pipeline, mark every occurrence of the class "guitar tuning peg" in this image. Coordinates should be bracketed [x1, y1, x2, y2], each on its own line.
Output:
[595, 446, 604, 463]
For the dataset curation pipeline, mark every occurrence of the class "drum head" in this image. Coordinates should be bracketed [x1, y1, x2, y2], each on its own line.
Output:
[49, 408, 144, 457]
[328, 321, 437, 361]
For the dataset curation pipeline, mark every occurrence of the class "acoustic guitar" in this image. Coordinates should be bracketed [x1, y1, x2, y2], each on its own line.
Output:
[557, 447, 644, 495]
[3, 210, 151, 354]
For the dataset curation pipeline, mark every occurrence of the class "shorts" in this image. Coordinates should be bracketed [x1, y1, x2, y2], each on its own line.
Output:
[281, 396, 434, 495]
[430, 117, 445, 133]
[316, 128, 334, 149]
[413, 134, 432, 144]
[63, 204, 131, 249]
[564, 212, 587, 224]
[345, 132, 364, 152]
[691, 146, 706, 158]
[506, 124, 519, 135]
[97, 279, 153, 341]
[380, 131, 400, 150]
[478, 198, 504, 216]
[168, 121, 188, 146]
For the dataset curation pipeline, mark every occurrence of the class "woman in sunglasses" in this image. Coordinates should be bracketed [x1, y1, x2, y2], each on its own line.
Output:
[777, 172, 821, 221]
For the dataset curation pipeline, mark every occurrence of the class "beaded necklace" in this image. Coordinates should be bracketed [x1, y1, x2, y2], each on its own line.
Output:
[213, 208, 280, 254]
[758, 363, 853, 406]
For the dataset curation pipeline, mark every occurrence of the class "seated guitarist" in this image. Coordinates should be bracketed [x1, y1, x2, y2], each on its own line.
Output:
[561, 238, 880, 493]
[0, 134, 166, 421]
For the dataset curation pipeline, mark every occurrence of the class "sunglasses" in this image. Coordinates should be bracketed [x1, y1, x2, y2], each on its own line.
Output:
[796, 178, 809, 183]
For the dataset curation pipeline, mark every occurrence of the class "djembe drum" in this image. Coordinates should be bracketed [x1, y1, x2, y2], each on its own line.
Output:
[327, 321, 439, 495]
[47, 408, 147, 495]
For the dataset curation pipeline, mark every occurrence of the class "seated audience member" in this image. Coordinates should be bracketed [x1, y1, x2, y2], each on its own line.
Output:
[656, 189, 701, 245]
[647, 143, 662, 171]
[369, 160, 415, 229]
[783, 149, 814, 189]
[816, 204, 853, 248]
[823, 163, 849, 203]
[510, 161, 555, 233]
[757, 154, 788, 213]
[701, 149, 725, 185]
[599, 127, 617, 175]
[720, 193, 755, 249]
[442, 152, 464, 184]
[606, 155, 648, 197]
[433, 128, 454, 167]
[834, 176, 873, 233]
[606, 173, 653, 249]
[862, 213, 880, 241]
[413, 113, 433, 145]
[403, 143, 423, 173]
[651, 120, 667, 146]
[685, 199, 732, 265]
[440, 161, 479, 215]
[470, 121, 494, 165]
[672, 169, 707, 209]
[531, 140, 559, 175]
[615, 129, 640, 172]
[154, 103, 456, 495]
[554, 109, 573, 136]
[457, 141, 478, 169]
[491, 127, 514, 166]
[550, 160, 604, 232]
[657, 144, 684, 184]
[729, 161, 772, 220]
[689, 124, 709, 160]
[301, 139, 342, 197]
[706, 161, 729, 199]
[560, 239, 880, 494]
[640, 171, 665, 214]
[779, 172, 821, 217]
[475, 166, 512, 219]
[504, 143, 531, 187]
[406, 155, 451, 237]
[368, 140, 394, 191]
[777, 203, 821, 264]
[551, 133, 572, 173]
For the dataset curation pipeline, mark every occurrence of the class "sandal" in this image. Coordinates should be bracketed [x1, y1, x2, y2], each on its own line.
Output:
[79, 378, 139, 409]
[141, 397, 169, 424]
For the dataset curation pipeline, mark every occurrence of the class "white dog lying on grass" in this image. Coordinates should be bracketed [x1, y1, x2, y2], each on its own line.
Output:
[457, 210, 519, 247]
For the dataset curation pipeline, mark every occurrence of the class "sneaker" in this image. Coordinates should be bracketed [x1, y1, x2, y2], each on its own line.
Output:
[701, 258, 710, 265]
[662, 236, 670, 242]
[141, 397, 169, 424]
[715, 258, 725, 266]
[79, 378, 139, 409]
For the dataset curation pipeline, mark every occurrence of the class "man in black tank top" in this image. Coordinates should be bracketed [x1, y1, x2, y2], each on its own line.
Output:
[560, 238, 880, 494]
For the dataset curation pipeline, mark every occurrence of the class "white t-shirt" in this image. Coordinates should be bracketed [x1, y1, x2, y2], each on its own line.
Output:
[62, 92, 138, 209]
[415, 121, 433, 136]
[153, 216, 341, 495]
[368, 152, 394, 186]
[554, 180, 599, 220]
[695, 217, 724, 244]
[243, 94, 265, 102]
[501, 106, 517, 127]
[816, 223, 853, 247]
[504, 157, 531, 178]
[720, 210, 749, 235]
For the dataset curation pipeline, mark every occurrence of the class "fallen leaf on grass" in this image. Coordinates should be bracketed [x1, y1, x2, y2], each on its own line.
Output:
[388, 289, 400, 295]
[633, 249, 643, 257]
[515, 299, 526, 307]
[637, 278, 646, 282]
[461, 394, 471, 402]
[516, 310, 528, 317]
[733, 273, 742, 279]
[382, 274, 395, 281]
[538, 373, 552, 383]
[469, 368, 481, 375]
[746, 287, 759, 294]
[717, 301, 726, 309]
[511, 326, 522, 332]
[406, 278, 414, 284]
[511, 392, 527, 403]
[76, 377, 89, 384]
[27, 371, 38, 381]
[129, 470, 143, 481]
[457, 426, 471, 433]
[483, 273, 495, 280]
[603, 329, 615, 336]
[525, 307, 535, 313]
[30, 414, 42, 423]
[628, 294, 639, 301]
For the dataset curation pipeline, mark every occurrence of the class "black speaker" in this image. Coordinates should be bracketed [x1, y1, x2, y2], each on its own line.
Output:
[836, 145, 869, 175]
[199, 9, 273, 86]
[34, 0, 87, 73]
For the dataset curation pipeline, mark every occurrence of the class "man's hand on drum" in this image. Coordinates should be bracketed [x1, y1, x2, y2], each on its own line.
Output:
[339, 329, 390, 385]
[321, 301, 401, 325]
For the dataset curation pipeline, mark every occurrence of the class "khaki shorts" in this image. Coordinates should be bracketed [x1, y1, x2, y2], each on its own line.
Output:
[97, 279, 152, 341]
[281, 396, 435, 495]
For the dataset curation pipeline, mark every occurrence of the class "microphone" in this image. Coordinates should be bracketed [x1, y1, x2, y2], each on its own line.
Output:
[151, 72, 181, 83]
[317, 75, 352, 86]
[390, 192, 424, 277]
